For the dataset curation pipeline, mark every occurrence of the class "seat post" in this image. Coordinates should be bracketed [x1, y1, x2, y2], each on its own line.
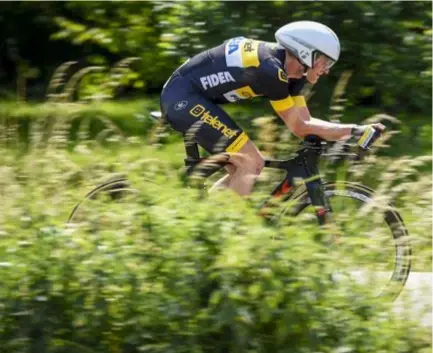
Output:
[184, 140, 200, 161]
[151, 109, 201, 171]
[183, 136, 201, 171]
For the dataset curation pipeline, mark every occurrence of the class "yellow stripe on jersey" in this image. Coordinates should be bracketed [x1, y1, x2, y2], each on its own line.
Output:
[293, 96, 307, 107]
[234, 86, 258, 99]
[270, 96, 295, 112]
[226, 132, 249, 153]
[241, 39, 260, 68]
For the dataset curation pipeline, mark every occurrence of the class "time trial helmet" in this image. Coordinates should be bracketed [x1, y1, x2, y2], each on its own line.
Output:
[275, 21, 340, 70]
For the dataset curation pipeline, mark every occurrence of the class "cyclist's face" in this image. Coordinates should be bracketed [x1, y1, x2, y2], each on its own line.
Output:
[285, 56, 305, 79]
[306, 55, 332, 84]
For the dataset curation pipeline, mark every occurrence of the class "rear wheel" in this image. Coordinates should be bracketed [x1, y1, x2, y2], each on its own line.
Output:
[292, 181, 411, 300]
[67, 178, 139, 226]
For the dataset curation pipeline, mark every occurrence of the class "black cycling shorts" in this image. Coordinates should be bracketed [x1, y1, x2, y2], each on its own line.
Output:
[160, 74, 249, 154]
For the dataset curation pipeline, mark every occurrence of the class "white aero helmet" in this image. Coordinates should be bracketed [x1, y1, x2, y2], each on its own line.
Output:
[275, 21, 340, 69]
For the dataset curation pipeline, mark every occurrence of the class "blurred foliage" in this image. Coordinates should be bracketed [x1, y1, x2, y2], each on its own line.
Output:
[0, 99, 160, 151]
[0, 1, 431, 119]
[1, 97, 431, 158]
[44, 58, 142, 102]
[0, 104, 431, 269]
[0, 4, 431, 350]
[0, 138, 431, 352]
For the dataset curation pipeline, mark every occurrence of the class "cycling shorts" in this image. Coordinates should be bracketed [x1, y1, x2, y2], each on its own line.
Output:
[160, 74, 249, 154]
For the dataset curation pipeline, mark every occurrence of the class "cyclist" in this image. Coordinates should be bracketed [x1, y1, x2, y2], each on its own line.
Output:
[160, 20, 384, 196]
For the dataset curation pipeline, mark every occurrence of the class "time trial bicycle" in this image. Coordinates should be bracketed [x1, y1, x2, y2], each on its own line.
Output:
[67, 112, 411, 300]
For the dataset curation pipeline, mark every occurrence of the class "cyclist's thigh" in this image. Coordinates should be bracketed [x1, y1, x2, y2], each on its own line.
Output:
[161, 78, 249, 154]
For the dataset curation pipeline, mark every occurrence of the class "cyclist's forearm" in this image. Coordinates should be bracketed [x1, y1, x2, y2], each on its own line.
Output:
[278, 106, 355, 141]
[302, 117, 355, 141]
[296, 106, 354, 140]
[284, 114, 355, 140]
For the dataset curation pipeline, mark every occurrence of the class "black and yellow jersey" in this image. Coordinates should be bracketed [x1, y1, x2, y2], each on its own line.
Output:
[172, 36, 307, 112]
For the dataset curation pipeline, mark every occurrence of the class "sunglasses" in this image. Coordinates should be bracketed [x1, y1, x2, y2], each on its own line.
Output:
[313, 52, 336, 70]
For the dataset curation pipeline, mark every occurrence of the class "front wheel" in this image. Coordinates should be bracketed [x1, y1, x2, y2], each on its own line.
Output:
[292, 181, 411, 300]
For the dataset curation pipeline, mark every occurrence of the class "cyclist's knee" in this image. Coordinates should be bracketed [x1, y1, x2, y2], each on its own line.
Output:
[248, 154, 264, 175]
[228, 141, 264, 175]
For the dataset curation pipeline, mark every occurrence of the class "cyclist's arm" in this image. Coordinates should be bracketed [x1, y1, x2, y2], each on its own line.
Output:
[264, 69, 357, 140]
[274, 98, 355, 141]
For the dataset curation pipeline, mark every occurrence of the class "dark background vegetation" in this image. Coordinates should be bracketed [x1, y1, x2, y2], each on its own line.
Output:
[1, 1, 431, 123]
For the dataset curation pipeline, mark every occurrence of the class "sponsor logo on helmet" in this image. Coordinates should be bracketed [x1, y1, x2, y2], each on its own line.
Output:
[278, 69, 288, 83]
[189, 104, 238, 139]
[299, 50, 310, 60]
[174, 100, 188, 111]
[200, 71, 236, 90]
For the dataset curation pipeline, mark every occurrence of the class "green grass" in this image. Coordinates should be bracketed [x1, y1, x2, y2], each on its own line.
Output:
[1, 97, 431, 160]
[0, 98, 158, 120]
[1, 143, 432, 352]
[0, 98, 431, 351]
[0, 131, 431, 352]
[0, 99, 160, 150]
[1, 137, 431, 270]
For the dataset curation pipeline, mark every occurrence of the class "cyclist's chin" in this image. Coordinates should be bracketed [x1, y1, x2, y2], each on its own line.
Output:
[288, 71, 304, 79]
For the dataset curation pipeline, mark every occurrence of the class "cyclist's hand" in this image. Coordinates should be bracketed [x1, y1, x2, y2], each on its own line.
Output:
[351, 123, 385, 149]
[353, 123, 386, 134]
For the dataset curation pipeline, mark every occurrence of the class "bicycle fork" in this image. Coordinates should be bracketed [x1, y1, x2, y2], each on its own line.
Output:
[306, 177, 345, 246]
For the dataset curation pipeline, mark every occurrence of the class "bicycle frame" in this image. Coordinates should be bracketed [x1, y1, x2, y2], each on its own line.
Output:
[264, 137, 332, 225]
[187, 135, 332, 226]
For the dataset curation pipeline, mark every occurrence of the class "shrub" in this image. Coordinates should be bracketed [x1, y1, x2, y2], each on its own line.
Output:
[0, 172, 431, 353]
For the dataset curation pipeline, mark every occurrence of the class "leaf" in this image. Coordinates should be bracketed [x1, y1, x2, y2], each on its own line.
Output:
[209, 291, 222, 306]
[248, 283, 262, 298]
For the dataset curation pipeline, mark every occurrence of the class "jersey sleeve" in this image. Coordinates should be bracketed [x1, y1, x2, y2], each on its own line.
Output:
[258, 58, 294, 112]
[288, 77, 307, 107]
